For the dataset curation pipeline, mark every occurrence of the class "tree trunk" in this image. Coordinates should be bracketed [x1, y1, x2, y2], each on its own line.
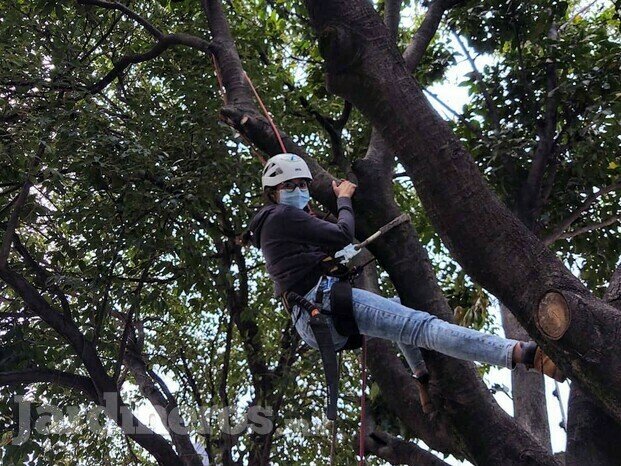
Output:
[565, 264, 621, 465]
[500, 304, 551, 450]
[304, 0, 621, 424]
[565, 385, 621, 466]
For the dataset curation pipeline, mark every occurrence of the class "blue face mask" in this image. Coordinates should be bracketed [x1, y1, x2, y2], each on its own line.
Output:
[279, 188, 310, 209]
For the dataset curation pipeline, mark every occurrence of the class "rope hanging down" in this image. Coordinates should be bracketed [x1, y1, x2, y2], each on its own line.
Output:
[359, 336, 367, 466]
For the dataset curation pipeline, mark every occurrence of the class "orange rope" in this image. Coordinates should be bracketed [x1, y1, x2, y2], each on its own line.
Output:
[211, 55, 283, 162]
[211, 55, 268, 165]
[244, 71, 287, 154]
[359, 336, 367, 466]
[211, 54, 227, 104]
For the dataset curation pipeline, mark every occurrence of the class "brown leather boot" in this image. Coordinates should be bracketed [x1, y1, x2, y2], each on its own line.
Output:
[521, 342, 566, 382]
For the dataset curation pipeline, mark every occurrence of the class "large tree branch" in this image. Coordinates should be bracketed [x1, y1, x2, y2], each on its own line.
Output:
[304, 0, 621, 426]
[89, 34, 212, 94]
[518, 23, 560, 228]
[0, 266, 182, 465]
[202, 0, 255, 109]
[366, 0, 466, 171]
[365, 340, 465, 458]
[0, 182, 31, 269]
[0, 368, 98, 401]
[403, 0, 465, 72]
[124, 342, 203, 466]
[384, 0, 402, 39]
[566, 263, 621, 465]
[364, 430, 452, 466]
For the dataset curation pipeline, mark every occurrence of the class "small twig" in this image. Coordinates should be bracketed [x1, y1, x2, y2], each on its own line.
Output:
[452, 31, 500, 130]
[78, 0, 164, 38]
[423, 88, 483, 138]
[558, 0, 600, 32]
[555, 215, 620, 242]
[544, 182, 621, 244]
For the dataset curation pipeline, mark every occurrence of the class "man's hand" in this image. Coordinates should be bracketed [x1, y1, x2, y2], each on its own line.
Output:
[332, 179, 357, 198]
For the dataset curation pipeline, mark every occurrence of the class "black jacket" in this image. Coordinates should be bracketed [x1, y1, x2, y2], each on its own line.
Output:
[248, 197, 355, 296]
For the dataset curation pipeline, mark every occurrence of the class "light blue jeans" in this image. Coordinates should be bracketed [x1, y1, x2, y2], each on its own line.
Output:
[293, 280, 517, 370]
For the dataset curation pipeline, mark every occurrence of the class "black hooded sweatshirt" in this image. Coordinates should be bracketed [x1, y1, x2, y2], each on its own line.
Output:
[248, 197, 355, 296]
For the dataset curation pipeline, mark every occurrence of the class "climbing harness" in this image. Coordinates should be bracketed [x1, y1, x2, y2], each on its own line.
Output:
[282, 213, 411, 421]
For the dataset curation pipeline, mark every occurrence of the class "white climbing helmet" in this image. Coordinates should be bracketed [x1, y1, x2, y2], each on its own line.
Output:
[261, 153, 313, 189]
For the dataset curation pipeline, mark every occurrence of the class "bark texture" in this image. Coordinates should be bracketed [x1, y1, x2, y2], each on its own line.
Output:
[500, 305, 551, 449]
[565, 264, 621, 465]
[304, 0, 621, 424]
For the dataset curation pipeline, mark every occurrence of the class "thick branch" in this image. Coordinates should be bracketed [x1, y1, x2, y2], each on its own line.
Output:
[202, 0, 255, 108]
[365, 339, 467, 458]
[565, 263, 621, 465]
[0, 182, 31, 269]
[89, 34, 212, 94]
[403, 0, 465, 72]
[0, 368, 97, 401]
[124, 345, 203, 466]
[365, 430, 451, 466]
[366, 0, 466, 172]
[384, 0, 402, 39]
[0, 266, 181, 465]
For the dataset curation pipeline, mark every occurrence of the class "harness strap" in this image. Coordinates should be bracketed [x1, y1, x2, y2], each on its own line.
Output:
[282, 290, 339, 420]
[331, 280, 363, 350]
[359, 336, 367, 466]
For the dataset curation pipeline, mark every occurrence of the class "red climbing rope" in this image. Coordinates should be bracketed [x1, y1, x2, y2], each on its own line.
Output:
[211, 55, 270, 165]
[211, 54, 226, 105]
[244, 71, 287, 154]
[359, 336, 367, 466]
